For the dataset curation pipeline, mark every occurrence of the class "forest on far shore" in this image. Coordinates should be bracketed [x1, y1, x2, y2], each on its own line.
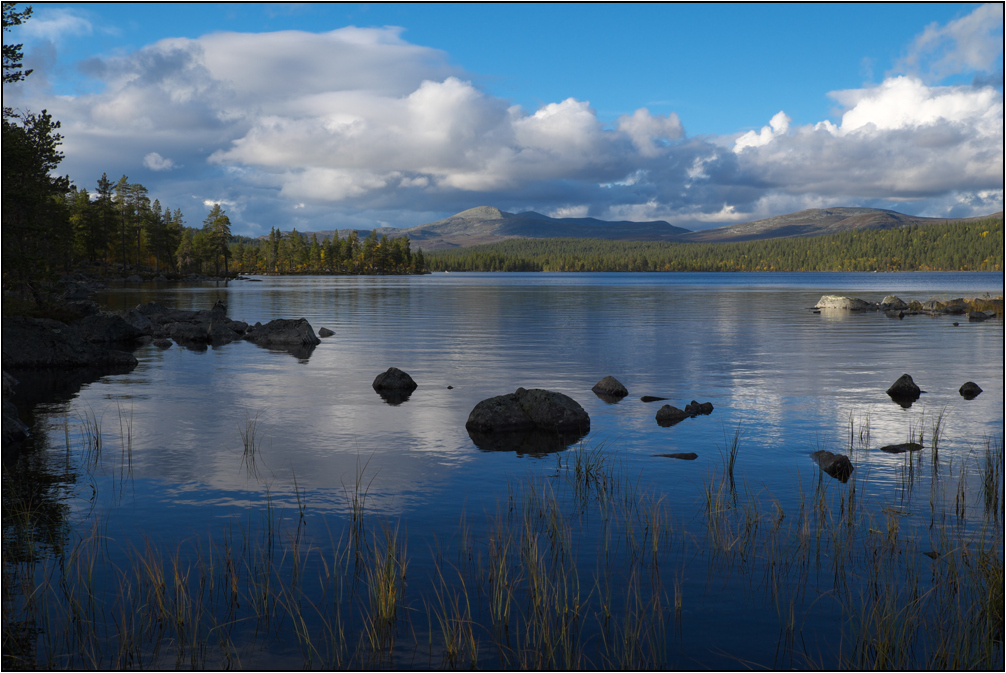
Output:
[424, 216, 1004, 273]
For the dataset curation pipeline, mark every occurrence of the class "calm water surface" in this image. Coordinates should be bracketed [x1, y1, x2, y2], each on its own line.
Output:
[12, 271, 1005, 667]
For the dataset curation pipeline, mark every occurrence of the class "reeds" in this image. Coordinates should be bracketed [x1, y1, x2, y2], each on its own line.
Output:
[3, 411, 1002, 670]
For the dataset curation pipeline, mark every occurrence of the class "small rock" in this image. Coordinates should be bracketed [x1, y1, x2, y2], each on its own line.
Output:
[125, 275, 144, 282]
[447, 385, 453, 389]
[655, 405, 689, 427]
[152, 339, 173, 349]
[373, 367, 418, 392]
[591, 375, 628, 398]
[952, 322, 959, 326]
[968, 311, 990, 321]
[640, 396, 667, 403]
[318, 327, 335, 338]
[879, 442, 923, 454]
[886, 374, 921, 405]
[959, 382, 982, 399]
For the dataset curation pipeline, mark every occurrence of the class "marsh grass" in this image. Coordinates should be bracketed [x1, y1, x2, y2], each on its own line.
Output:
[3, 415, 1002, 670]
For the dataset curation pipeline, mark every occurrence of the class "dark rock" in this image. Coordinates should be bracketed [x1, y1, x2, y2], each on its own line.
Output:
[953, 322, 959, 326]
[318, 327, 335, 338]
[209, 300, 227, 318]
[136, 301, 172, 317]
[959, 382, 982, 399]
[968, 311, 990, 321]
[640, 396, 667, 403]
[886, 374, 921, 406]
[655, 452, 698, 460]
[152, 339, 173, 349]
[229, 321, 249, 334]
[377, 390, 413, 406]
[71, 313, 144, 343]
[137, 335, 154, 345]
[466, 387, 590, 436]
[206, 319, 239, 344]
[879, 442, 923, 454]
[466, 393, 535, 433]
[698, 401, 714, 415]
[591, 375, 628, 398]
[514, 388, 591, 434]
[469, 428, 583, 455]
[67, 300, 101, 317]
[166, 322, 212, 343]
[244, 318, 320, 346]
[153, 274, 168, 282]
[116, 308, 154, 335]
[2, 317, 138, 370]
[125, 275, 143, 282]
[447, 385, 453, 389]
[811, 450, 854, 482]
[655, 405, 689, 427]
[2, 371, 29, 446]
[373, 367, 418, 392]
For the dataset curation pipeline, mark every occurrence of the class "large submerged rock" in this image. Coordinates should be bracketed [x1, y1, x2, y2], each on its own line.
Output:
[372, 367, 418, 405]
[466, 388, 590, 453]
[811, 450, 854, 483]
[886, 374, 921, 407]
[959, 381, 982, 400]
[244, 318, 320, 346]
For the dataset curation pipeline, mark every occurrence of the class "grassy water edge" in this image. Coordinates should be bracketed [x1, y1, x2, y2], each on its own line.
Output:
[2, 421, 1003, 669]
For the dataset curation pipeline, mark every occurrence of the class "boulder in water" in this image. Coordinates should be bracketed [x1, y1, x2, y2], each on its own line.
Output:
[811, 450, 854, 482]
[591, 375, 628, 398]
[959, 381, 982, 399]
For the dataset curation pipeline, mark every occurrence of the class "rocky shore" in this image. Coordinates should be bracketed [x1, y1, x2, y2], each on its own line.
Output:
[813, 294, 1003, 320]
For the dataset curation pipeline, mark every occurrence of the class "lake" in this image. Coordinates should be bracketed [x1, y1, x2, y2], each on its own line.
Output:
[5, 271, 1003, 669]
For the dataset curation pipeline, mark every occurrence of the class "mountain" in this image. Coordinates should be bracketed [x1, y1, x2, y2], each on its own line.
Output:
[284, 206, 1001, 250]
[680, 207, 999, 243]
[358, 206, 692, 250]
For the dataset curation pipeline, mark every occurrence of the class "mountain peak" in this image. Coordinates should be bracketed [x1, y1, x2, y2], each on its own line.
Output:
[452, 206, 507, 220]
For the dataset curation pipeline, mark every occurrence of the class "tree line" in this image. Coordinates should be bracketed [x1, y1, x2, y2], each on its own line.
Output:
[425, 216, 1004, 273]
[229, 229, 426, 275]
[1, 3, 425, 306]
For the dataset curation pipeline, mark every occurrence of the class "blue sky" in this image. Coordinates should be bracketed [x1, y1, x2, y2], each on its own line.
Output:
[5, 3, 1003, 235]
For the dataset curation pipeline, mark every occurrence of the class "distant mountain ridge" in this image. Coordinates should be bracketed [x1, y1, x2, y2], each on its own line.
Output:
[680, 207, 1000, 242]
[285, 206, 1002, 250]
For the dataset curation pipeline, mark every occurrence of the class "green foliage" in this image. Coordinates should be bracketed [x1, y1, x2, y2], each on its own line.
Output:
[426, 217, 1004, 273]
[228, 229, 426, 275]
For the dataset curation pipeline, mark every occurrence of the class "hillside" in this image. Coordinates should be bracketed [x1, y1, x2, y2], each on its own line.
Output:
[681, 207, 1002, 243]
[287, 206, 1003, 251]
[424, 215, 1004, 273]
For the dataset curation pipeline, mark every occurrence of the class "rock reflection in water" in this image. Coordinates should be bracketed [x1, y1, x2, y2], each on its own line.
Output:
[468, 428, 587, 455]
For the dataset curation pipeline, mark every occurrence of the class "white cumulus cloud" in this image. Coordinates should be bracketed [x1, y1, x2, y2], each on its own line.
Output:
[143, 152, 176, 171]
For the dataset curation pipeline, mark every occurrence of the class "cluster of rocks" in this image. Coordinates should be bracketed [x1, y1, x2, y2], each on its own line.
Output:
[814, 294, 1001, 321]
[886, 373, 982, 408]
[655, 400, 714, 427]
